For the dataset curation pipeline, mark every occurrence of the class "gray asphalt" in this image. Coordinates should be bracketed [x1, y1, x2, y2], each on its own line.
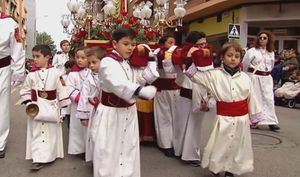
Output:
[0, 91, 299, 177]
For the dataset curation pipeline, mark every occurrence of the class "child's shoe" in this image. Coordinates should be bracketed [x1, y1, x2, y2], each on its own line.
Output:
[30, 163, 43, 171]
[224, 171, 234, 177]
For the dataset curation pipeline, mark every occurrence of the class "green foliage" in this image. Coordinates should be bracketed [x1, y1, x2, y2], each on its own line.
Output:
[36, 32, 57, 55]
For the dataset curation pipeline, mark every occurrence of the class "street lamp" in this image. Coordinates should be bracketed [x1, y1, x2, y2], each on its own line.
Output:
[133, 0, 187, 35]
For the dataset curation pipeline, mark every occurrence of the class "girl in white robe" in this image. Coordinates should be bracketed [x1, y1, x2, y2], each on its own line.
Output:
[66, 47, 90, 155]
[76, 47, 104, 162]
[20, 45, 70, 170]
[185, 42, 262, 177]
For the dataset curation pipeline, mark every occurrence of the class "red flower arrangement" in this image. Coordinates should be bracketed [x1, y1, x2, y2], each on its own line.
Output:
[71, 14, 161, 46]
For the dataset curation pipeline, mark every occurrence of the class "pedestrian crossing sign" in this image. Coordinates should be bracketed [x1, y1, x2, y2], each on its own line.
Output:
[228, 24, 240, 39]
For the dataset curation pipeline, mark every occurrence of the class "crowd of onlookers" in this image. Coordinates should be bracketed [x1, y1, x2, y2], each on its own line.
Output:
[272, 48, 299, 87]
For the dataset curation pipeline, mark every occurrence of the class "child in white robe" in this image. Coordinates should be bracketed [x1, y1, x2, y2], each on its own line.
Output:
[93, 27, 158, 177]
[20, 45, 70, 171]
[66, 47, 90, 156]
[76, 47, 104, 162]
[185, 42, 262, 177]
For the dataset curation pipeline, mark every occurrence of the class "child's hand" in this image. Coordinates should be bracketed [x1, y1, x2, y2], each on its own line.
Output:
[80, 119, 89, 127]
[187, 47, 199, 57]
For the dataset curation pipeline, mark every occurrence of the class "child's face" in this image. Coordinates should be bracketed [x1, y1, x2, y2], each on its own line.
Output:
[88, 55, 100, 73]
[61, 42, 70, 53]
[112, 36, 136, 59]
[76, 50, 89, 68]
[164, 37, 175, 49]
[32, 50, 49, 68]
[222, 47, 241, 68]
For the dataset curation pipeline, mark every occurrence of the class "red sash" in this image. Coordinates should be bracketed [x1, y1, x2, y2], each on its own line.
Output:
[31, 90, 57, 101]
[0, 56, 11, 68]
[101, 91, 134, 108]
[247, 67, 270, 76]
[216, 98, 249, 116]
[152, 78, 179, 91]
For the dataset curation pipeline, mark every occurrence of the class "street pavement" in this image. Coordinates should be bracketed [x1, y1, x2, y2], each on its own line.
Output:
[0, 90, 299, 177]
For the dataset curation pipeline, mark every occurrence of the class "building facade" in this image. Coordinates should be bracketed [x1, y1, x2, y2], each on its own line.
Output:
[185, 0, 300, 53]
[1, 0, 27, 41]
[24, 0, 36, 58]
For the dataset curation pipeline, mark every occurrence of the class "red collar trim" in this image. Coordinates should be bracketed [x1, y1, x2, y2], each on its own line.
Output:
[70, 64, 85, 72]
[0, 12, 10, 19]
[106, 52, 124, 62]
[30, 64, 53, 72]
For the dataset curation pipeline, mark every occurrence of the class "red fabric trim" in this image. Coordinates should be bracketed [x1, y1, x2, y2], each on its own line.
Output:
[101, 91, 134, 108]
[152, 78, 179, 91]
[191, 46, 213, 67]
[88, 97, 100, 108]
[247, 67, 271, 76]
[30, 64, 53, 72]
[106, 53, 124, 62]
[179, 87, 192, 99]
[31, 89, 57, 101]
[0, 12, 10, 19]
[216, 99, 249, 116]
[130, 45, 149, 67]
[70, 64, 85, 72]
[0, 56, 11, 68]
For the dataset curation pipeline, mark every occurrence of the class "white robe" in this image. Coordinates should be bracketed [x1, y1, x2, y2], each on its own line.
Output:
[153, 69, 179, 149]
[190, 68, 261, 175]
[242, 47, 278, 125]
[66, 68, 91, 154]
[20, 67, 70, 163]
[52, 52, 69, 76]
[0, 16, 25, 151]
[93, 51, 158, 177]
[163, 60, 205, 161]
[76, 72, 101, 162]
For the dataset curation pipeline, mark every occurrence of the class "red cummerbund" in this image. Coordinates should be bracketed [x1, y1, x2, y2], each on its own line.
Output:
[216, 98, 249, 116]
[101, 91, 134, 108]
[31, 89, 57, 101]
[247, 67, 270, 76]
[179, 87, 192, 100]
[152, 78, 179, 91]
[0, 56, 11, 68]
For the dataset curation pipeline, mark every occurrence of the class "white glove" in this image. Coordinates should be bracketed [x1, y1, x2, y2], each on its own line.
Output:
[138, 86, 157, 100]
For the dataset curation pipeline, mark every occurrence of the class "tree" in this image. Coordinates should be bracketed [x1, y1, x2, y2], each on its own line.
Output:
[36, 32, 57, 55]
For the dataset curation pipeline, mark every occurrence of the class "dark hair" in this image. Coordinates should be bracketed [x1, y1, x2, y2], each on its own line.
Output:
[60, 40, 70, 48]
[255, 31, 275, 52]
[74, 46, 86, 54]
[64, 60, 75, 69]
[112, 27, 135, 42]
[84, 46, 105, 60]
[158, 35, 174, 45]
[185, 31, 206, 44]
[32, 45, 52, 57]
[219, 42, 243, 59]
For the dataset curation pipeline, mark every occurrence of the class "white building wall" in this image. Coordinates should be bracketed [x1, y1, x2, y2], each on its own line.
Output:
[24, 0, 36, 59]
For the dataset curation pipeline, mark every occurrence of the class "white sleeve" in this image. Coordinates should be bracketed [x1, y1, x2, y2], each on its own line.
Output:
[100, 58, 140, 102]
[242, 48, 254, 72]
[76, 79, 93, 119]
[52, 54, 58, 66]
[135, 62, 159, 85]
[66, 72, 80, 102]
[10, 20, 25, 83]
[56, 73, 71, 107]
[19, 73, 33, 102]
